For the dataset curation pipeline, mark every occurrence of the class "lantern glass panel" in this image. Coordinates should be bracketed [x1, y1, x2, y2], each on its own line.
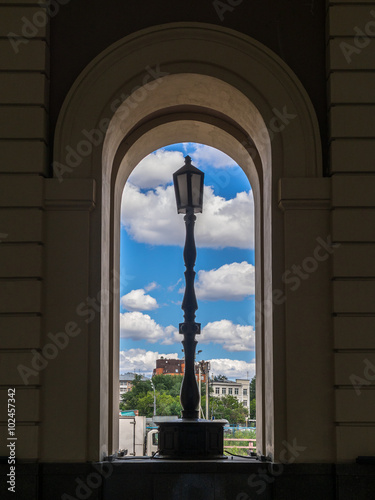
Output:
[177, 173, 189, 208]
[191, 173, 202, 208]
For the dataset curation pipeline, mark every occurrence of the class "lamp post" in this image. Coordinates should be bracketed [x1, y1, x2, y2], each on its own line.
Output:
[205, 361, 210, 420]
[150, 379, 156, 417]
[173, 155, 204, 420]
[156, 155, 226, 459]
[196, 351, 203, 419]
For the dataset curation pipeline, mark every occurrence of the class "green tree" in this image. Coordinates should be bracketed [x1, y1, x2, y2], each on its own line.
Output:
[210, 395, 248, 425]
[120, 374, 152, 411]
[156, 393, 182, 415]
[136, 392, 154, 417]
[249, 376, 256, 400]
[249, 398, 256, 420]
[213, 374, 228, 382]
[152, 374, 182, 397]
[120, 374, 184, 417]
[249, 376, 256, 420]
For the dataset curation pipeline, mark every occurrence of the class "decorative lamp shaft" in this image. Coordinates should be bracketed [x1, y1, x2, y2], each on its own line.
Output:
[173, 156, 204, 420]
[179, 208, 200, 419]
[182, 209, 198, 322]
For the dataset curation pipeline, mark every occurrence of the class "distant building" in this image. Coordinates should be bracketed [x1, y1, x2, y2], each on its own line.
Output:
[211, 378, 250, 413]
[153, 358, 208, 383]
[153, 358, 185, 376]
[119, 373, 148, 398]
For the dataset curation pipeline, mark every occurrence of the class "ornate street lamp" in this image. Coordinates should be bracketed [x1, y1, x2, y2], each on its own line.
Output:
[156, 155, 227, 459]
[173, 155, 204, 419]
[173, 155, 204, 215]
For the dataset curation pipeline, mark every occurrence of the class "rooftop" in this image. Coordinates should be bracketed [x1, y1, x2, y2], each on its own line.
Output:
[211, 379, 249, 386]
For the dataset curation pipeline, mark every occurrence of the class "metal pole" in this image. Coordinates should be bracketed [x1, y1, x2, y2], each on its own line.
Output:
[198, 363, 202, 419]
[179, 207, 200, 419]
[206, 365, 209, 420]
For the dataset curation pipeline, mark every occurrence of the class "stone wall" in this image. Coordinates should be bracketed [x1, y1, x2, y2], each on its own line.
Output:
[0, 1, 49, 460]
[327, 0, 375, 461]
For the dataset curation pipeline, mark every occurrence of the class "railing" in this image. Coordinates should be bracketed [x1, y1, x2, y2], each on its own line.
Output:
[224, 438, 256, 451]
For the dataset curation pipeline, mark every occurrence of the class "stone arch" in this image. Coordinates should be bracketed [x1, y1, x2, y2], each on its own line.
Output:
[53, 23, 322, 460]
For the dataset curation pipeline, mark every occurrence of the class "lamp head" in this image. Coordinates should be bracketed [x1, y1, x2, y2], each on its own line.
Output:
[173, 155, 204, 214]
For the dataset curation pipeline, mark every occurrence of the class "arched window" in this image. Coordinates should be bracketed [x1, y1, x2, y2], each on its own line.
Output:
[52, 23, 322, 461]
[119, 142, 255, 430]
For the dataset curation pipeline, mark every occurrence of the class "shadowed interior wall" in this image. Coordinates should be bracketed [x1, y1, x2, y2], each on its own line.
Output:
[49, 0, 327, 163]
[327, 0, 375, 461]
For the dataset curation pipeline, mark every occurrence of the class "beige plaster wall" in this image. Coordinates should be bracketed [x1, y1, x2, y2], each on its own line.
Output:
[328, 0, 375, 461]
[0, 2, 48, 460]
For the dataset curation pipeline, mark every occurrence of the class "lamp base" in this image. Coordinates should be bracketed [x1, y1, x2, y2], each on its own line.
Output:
[155, 419, 228, 460]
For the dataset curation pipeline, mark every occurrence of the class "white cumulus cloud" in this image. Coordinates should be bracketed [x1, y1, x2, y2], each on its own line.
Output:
[210, 358, 255, 381]
[120, 311, 254, 352]
[201, 320, 255, 352]
[121, 289, 158, 311]
[190, 144, 237, 169]
[194, 261, 255, 301]
[128, 149, 184, 189]
[198, 189, 254, 248]
[120, 312, 178, 344]
[121, 183, 181, 245]
[119, 349, 180, 375]
[121, 183, 254, 249]
[145, 282, 158, 292]
[119, 349, 255, 380]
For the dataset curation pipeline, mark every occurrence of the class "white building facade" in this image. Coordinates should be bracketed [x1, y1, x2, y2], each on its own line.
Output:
[211, 379, 251, 414]
[119, 373, 147, 398]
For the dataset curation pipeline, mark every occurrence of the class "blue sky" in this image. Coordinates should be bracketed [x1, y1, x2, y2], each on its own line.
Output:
[119, 143, 255, 380]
